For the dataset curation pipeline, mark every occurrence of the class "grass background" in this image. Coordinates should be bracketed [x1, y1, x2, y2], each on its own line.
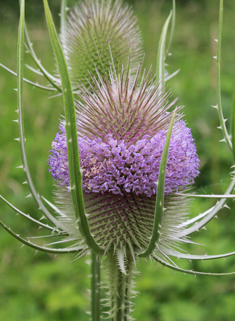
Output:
[1, 0, 235, 320]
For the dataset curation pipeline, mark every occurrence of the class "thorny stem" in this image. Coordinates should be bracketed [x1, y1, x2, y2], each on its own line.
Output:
[91, 252, 101, 321]
[117, 269, 132, 321]
[108, 255, 133, 321]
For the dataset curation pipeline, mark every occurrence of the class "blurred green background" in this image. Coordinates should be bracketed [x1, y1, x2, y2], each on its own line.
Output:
[1, 0, 235, 320]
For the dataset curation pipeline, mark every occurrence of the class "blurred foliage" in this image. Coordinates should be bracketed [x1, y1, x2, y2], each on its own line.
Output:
[1, 0, 235, 320]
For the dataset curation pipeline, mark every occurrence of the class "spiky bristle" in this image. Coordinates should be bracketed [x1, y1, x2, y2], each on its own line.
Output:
[61, 0, 143, 88]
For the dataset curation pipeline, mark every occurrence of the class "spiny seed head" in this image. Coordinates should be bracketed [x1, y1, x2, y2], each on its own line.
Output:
[48, 66, 200, 254]
[61, 0, 143, 88]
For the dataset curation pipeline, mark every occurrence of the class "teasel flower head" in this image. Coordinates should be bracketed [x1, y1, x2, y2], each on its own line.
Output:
[48, 66, 200, 266]
[61, 0, 143, 88]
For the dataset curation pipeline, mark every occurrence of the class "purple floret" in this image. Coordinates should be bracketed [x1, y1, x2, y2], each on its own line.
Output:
[48, 121, 200, 197]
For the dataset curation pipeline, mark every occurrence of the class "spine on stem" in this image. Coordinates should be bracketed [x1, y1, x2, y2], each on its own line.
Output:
[91, 252, 101, 321]
[105, 252, 135, 321]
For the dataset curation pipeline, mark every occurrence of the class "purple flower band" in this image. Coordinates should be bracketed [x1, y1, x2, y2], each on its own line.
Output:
[48, 121, 200, 197]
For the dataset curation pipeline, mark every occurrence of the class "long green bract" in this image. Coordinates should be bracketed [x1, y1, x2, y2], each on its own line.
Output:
[17, 0, 66, 230]
[60, 0, 68, 52]
[216, 0, 232, 151]
[152, 257, 235, 276]
[156, 10, 172, 89]
[0, 195, 55, 231]
[181, 177, 235, 236]
[0, 62, 57, 91]
[139, 110, 176, 258]
[24, 22, 61, 91]
[232, 90, 235, 158]
[42, 0, 104, 255]
[166, 0, 176, 56]
[0, 220, 84, 254]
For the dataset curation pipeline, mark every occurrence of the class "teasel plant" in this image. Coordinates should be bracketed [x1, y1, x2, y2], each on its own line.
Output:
[1, 0, 235, 320]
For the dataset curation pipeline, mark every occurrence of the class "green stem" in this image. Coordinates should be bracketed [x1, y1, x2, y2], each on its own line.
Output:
[91, 252, 101, 321]
[116, 268, 132, 321]
[108, 254, 134, 321]
[139, 111, 176, 258]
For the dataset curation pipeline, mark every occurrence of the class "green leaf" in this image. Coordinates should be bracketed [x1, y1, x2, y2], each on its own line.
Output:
[42, 0, 104, 255]
[139, 110, 176, 258]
